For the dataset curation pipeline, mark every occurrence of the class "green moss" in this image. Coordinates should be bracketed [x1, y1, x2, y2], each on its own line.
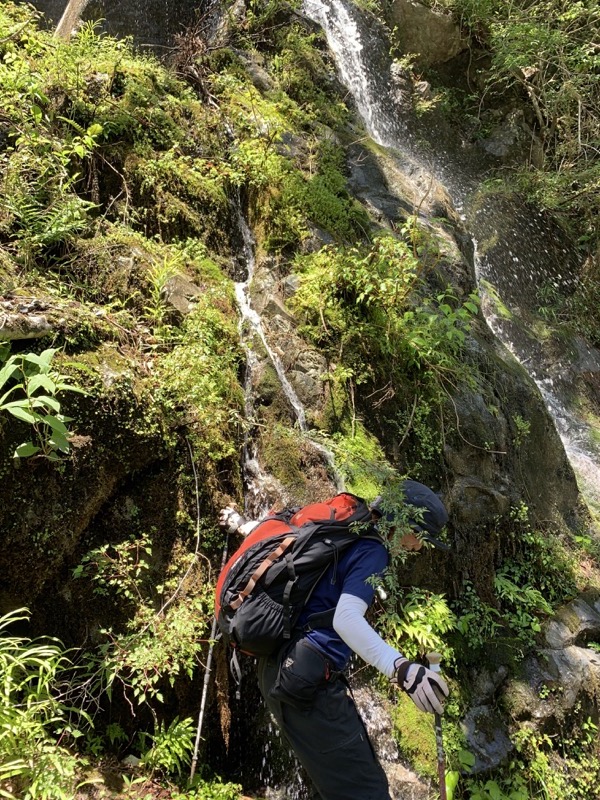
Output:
[256, 363, 285, 406]
[479, 280, 513, 320]
[267, 22, 350, 129]
[391, 692, 437, 779]
[57, 224, 161, 307]
[154, 293, 244, 462]
[63, 344, 169, 444]
[128, 148, 232, 244]
[260, 424, 306, 493]
[329, 421, 392, 500]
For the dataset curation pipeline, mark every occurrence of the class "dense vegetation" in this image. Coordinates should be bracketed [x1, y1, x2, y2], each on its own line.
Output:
[0, 0, 599, 798]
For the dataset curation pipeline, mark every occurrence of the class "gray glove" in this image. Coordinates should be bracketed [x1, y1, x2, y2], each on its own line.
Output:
[393, 657, 449, 714]
[218, 507, 246, 534]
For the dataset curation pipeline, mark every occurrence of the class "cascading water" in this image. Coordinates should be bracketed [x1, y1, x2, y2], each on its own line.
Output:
[232, 206, 305, 519]
[234, 214, 308, 434]
[303, 0, 399, 148]
[232, 201, 346, 519]
[479, 264, 600, 514]
[302, 0, 600, 516]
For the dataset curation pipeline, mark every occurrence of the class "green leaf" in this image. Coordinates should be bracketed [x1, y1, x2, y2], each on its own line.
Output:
[24, 349, 57, 369]
[4, 404, 42, 424]
[31, 394, 61, 413]
[26, 374, 57, 395]
[49, 430, 71, 452]
[55, 383, 89, 395]
[42, 415, 69, 435]
[57, 115, 85, 134]
[0, 362, 20, 394]
[14, 442, 41, 458]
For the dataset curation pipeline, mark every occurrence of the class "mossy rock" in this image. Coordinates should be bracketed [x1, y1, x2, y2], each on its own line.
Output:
[0, 346, 171, 612]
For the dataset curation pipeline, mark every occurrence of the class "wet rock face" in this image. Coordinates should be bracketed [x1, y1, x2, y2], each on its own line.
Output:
[385, 0, 467, 67]
[27, 0, 199, 49]
[503, 597, 600, 727]
[0, 364, 171, 623]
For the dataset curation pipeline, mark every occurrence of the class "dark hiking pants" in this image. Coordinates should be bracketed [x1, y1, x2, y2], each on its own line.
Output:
[257, 637, 391, 800]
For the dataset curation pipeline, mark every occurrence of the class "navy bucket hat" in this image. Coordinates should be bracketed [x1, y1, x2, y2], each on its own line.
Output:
[371, 480, 450, 550]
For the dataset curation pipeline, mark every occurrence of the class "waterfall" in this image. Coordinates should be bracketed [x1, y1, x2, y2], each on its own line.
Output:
[303, 0, 398, 147]
[302, 0, 600, 513]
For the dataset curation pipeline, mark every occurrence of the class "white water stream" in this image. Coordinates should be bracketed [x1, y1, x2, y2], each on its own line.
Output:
[232, 208, 302, 518]
[233, 206, 346, 521]
[235, 210, 308, 432]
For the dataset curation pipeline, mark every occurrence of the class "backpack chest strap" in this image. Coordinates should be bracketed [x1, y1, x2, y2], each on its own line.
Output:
[303, 608, 336, 631]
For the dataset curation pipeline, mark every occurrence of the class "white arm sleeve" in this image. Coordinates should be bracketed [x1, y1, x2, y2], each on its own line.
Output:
[333, 593, 402, 679]
[239, 519, 258, 537]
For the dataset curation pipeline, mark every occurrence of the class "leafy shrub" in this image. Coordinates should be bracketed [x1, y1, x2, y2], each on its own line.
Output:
[452, 580, 502, 652]
[75, 533, 214, 708]
[0, 608, 90, 800]
[290, 229, 479, 389]
[139, 716, 195, 778]
[379, 587, 456, 663]
[179, 776, 243, 799]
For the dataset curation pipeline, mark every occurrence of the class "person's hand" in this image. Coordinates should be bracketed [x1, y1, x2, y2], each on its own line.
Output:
[392, 658, 448, 714]
[219, 507, 245, 534]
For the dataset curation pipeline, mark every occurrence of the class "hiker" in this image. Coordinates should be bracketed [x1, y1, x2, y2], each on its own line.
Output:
[218, 480, 450, 800]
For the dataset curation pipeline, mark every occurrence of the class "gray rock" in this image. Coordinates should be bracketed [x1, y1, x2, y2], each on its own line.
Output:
[449, 477, 510, 526]
[462, 705, 513, 773]
[471, 665, 509, 704]
[545, 598, 600, 649]
[0, 313, 53, 340]
[163, 275, 202, 315]
[385, 0, 467, 66]
[543, 645, 600, 709]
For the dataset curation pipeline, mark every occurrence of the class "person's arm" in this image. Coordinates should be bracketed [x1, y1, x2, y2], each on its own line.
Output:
[333, 592, 449, 714]
[333, 593, 400, 678]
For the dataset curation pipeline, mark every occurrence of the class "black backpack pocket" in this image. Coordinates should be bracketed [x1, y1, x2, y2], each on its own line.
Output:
[229, 588, 286, 657]
[269, 638, 330, 710]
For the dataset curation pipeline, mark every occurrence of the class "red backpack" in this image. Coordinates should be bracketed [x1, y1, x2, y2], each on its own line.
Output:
[215, 493, 381, 658]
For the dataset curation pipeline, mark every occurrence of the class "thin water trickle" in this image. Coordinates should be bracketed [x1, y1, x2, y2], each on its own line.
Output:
[234, 210, 308, 433]
[232, 203, 346, 512]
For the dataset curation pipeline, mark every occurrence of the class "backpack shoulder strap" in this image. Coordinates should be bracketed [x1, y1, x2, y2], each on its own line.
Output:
[229, 535, 296, 611]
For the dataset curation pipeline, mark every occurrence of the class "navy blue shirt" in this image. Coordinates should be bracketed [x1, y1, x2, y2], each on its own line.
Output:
[298, 538, 389, 670]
